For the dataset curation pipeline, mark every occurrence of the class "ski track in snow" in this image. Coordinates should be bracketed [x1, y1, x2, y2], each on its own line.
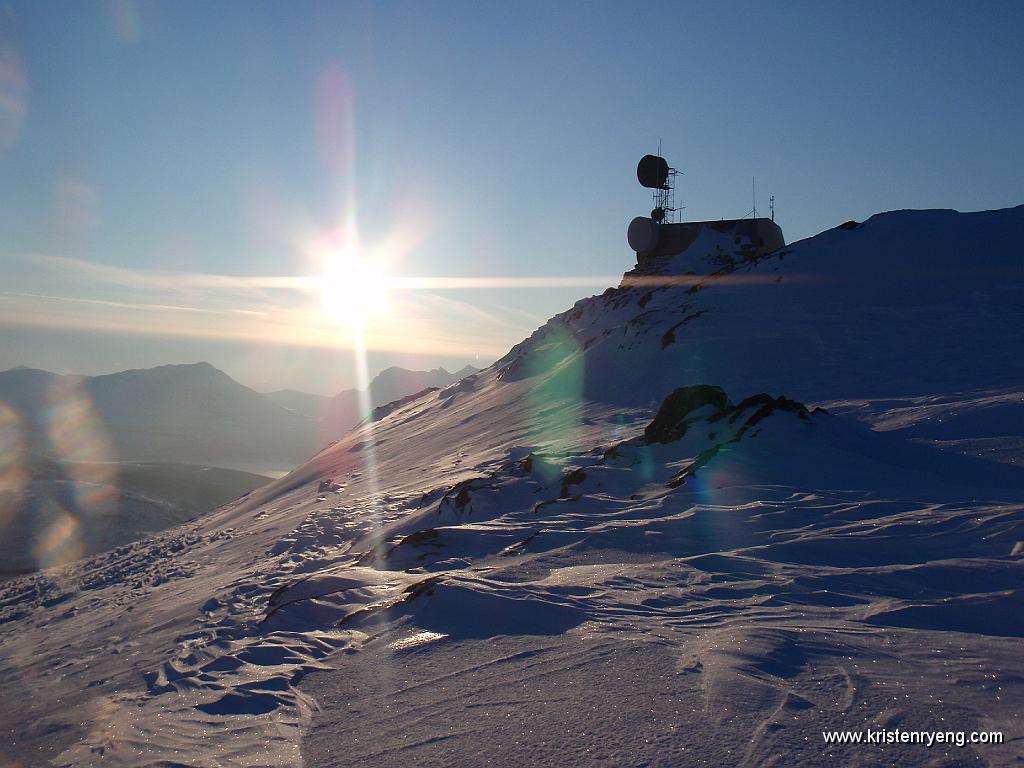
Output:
[2, 206, 1024, 767]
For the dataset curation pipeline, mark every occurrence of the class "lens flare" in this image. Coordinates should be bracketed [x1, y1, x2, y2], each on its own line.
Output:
[39, 377, 118, 567]
[0, 402, 27, 529]
[0, 45, 28, 157]
[32, 507, 83, 570]
[314, 65, 356, 178]
[521, 326, 585, 476]
[109, 0, 142, 44]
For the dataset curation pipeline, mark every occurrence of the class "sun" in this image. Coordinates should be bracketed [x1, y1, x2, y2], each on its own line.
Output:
[318, 242, 390, 327]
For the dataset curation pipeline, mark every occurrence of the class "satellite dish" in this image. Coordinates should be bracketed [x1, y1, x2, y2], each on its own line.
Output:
[637, 155, 669, 189]
[627, 216, 660, 253]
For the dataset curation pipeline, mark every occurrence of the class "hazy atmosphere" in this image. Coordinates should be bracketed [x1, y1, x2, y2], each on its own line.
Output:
[2, 1, 1021, 391]
[2, 3, 1023, 767]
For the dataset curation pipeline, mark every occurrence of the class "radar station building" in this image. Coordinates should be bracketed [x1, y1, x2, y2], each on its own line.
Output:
[627, 154, 785, 261]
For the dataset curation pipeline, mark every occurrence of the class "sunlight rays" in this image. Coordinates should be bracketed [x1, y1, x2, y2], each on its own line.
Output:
[312, 230, 390, 328]
[2, 250, 819, 364]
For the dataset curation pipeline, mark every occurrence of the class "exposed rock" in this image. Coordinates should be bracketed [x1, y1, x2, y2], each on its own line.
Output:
[644, 385, 730, 443]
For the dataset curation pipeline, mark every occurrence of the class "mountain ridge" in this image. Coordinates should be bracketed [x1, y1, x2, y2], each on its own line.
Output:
[0, 361, 316, 471]
[0, 361, 482, 472]
[318, 364, 481, 443]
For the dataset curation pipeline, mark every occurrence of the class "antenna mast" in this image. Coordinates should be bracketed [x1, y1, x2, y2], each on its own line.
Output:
[647, 141, 680, 224]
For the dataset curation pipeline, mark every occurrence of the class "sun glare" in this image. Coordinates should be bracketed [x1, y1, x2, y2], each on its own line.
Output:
[318, 244, 390, 327]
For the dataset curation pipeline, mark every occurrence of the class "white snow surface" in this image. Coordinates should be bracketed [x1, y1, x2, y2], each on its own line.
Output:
[1, 206, 1023, 767]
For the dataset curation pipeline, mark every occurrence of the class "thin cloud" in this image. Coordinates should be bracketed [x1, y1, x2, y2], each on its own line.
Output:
[5, 251, 811, 360]
[19, 253, 315, 291]
[389, 275, 622, 290]
[0, 291, 263, 316]
[19, 253, 625, 293]
[0, 291, 513, 358]
[0, 256, 541, 359]
[9, 251, 814, 360]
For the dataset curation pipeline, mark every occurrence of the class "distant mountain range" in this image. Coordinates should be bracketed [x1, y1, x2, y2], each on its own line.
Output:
[259, 388, 328, 419]
[0, 362, 315, 473]
[0, 361, 479, 574]
[258, 365, 480, 446]
[317, 365, 480, 443]
[0, 362, 479, 474]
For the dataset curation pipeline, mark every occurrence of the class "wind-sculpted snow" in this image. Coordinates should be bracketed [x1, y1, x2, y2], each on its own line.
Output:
[1, 206, 1023, 766]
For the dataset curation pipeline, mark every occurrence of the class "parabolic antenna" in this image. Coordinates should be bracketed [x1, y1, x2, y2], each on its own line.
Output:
[637, 154, 670, 189]
[627, 216, 660, 253]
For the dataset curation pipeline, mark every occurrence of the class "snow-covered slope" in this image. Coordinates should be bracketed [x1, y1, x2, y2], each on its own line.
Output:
[1, 206, 1022, 767]
[319, 365, 480, 444]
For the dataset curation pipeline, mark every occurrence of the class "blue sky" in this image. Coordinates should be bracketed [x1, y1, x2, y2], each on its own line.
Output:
[1, 1, 1021, 393]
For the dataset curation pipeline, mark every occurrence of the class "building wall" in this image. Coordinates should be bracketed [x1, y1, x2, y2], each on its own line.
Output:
[637, 218, 785, 260]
